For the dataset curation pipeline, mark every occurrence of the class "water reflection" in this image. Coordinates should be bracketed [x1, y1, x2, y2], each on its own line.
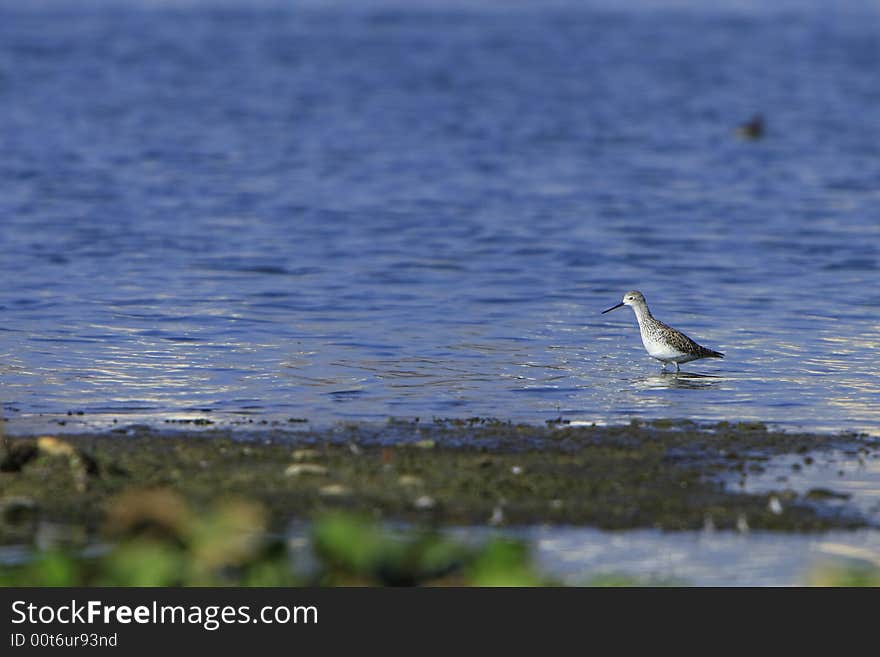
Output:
[634, 372, 722, 391]
[519, 526, 880, 587]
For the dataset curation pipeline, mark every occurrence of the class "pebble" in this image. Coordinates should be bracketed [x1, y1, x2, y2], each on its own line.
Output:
[413, 495, 435, 510]
[291, 449, 319, 461]
[284, 463, 328, 477]
[319, 484, 350, 497]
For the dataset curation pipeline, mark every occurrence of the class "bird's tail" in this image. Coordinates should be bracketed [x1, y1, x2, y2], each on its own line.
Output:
[708, 349, 724, 359]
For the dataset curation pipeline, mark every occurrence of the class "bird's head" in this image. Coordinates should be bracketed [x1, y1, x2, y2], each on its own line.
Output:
[602, 290, 645, 314]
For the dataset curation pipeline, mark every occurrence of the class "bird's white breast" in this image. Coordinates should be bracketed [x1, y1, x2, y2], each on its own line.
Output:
[641, 332, 689, 362]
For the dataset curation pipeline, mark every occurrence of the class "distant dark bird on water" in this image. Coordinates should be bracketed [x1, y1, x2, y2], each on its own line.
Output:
[736, 114, 764, 140]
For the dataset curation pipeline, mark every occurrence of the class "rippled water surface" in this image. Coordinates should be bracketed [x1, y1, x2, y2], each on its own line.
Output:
[1, 0, 879, 434]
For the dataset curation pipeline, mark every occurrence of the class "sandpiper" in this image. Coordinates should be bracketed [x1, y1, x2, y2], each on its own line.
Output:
[601, 290, 724, 371]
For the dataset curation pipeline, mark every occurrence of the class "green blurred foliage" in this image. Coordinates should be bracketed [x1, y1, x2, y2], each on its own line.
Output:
[0, 489, 552, 586]
[806, 564, 880, 587]
[464, 539, 547, 586]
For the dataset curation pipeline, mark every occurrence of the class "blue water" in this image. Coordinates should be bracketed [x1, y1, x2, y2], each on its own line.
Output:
[1, 0, 879, 434]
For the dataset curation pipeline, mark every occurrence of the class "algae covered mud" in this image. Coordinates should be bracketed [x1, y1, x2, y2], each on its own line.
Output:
[2, 420, 879, 585]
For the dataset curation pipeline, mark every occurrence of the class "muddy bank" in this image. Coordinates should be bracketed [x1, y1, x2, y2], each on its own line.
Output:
[1, 420, 877, 543]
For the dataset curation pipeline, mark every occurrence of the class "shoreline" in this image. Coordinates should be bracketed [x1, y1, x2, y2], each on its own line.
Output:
[3, 410, 879, 439]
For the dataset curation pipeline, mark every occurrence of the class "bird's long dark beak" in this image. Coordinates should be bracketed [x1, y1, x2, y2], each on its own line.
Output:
[601, 302, 624, 314]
